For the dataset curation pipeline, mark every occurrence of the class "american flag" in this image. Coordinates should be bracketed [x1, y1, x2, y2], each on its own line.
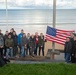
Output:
[46, 26, 75, 45]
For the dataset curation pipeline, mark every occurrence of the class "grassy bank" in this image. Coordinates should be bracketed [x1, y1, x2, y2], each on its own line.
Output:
[0, 63, 76, 75]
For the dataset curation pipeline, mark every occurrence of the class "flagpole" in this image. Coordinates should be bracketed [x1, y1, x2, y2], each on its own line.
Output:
[6, 0, 8, 30]
[52, 0, 56, 59]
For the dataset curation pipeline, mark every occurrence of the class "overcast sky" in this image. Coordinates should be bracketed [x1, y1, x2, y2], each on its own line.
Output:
[0, 0, 76, 9]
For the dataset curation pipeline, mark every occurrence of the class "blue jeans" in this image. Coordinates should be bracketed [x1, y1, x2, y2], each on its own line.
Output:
[6, 48, 13, 59]
[65, 53, 71, 63]
[21, 46, 26, 57]
[34, 44, 38, 55]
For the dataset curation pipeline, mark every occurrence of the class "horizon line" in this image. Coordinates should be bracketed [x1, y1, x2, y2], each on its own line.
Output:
[0, 8, 76, 10]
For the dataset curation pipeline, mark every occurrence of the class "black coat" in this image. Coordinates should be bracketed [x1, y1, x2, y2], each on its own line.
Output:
[72, 40, 76, 54]
[70, 38, 74, 53]
[29, 38, 36, 48]
[38, 36, 44, 47]
[4, 35, 8, 41]
[0, 33, 3, 38]
[64, 41, 72, 53]
[26, 37, 30, 45]
[12, 35, 18, 46]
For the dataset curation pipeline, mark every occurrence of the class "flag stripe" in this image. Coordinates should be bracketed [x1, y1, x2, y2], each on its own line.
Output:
[56, 35, 66, 40]
[56, 33, 70, 39]
[57, 31, 71, 36]
[57, 29, 75, 32]
[46, 34, 65, 42]
[46, 37, 65, 45]
[56, 32, 70, 37]
[46, 36, 65, 44]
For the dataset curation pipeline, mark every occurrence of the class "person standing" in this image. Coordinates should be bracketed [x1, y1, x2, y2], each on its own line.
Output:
[12, 31, 18, 57]
[9, 28, 14, 39]
[34, 32, 39, 55]
[21, 33, 28, 57]
[72, 34, 76, 63]
[4, 31, 9, 56]
[29, 35, 36, 57]
[38, 33, 45, 56]
[4, 31, 9, 43]
[0, 35, 4, 56]
[5, 34, 14, 59]
[70, 33, 74, 63]
[18, 29, 24, 55]
[0, 30, 3, 38]
[26, 33, 30, 55]
[64, 37, 72, 63]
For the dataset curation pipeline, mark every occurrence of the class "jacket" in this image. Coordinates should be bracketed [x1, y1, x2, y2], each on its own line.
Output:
[12, 35, 18, 46]
[5, 38, 14, 47]
[72, 40, 76, 54]
[70, 38, 74, 53]
[0, 36, 4, 47]
[27, 37, 30, 46]
[4, 35, 8, 41]
[38, 36, 44, 47]
[0, 33, 3, 38]
[64, 41, 72, 53]
[21, 37, 28, 46]
[29, 37, 36, 48]
[18, 33, 23, 45]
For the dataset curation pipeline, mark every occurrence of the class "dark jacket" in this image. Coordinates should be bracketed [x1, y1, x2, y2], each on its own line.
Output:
[5, 38, 14, 47]
[64, 41, 72, 53]
[38, 36, 44, 47]
[21, 37, 28, 46]
[72, 40, 76, 54]
[29, 37, 36, 48]
[0, 36, 4, 47]
[0, 33, 3, 38]
[12, 35, 18, 46]
[26, 37, 30, 46]
[4, 35, 8, 41]
[70, 38, 74, 53]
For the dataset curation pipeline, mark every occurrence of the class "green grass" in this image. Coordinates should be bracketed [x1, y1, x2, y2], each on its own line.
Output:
[0, 63, 76, 75]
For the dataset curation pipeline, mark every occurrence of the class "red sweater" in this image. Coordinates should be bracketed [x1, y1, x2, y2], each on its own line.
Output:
[35, 36, 38, 44]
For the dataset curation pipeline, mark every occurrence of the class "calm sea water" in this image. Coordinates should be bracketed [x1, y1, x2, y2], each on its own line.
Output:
[0, 9, 76, 34]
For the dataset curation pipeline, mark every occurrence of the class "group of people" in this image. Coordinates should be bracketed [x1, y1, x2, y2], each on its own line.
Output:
[0, 28, 45, 59]
[64, 33, 76, 63]
[1, 27, 76, 64]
